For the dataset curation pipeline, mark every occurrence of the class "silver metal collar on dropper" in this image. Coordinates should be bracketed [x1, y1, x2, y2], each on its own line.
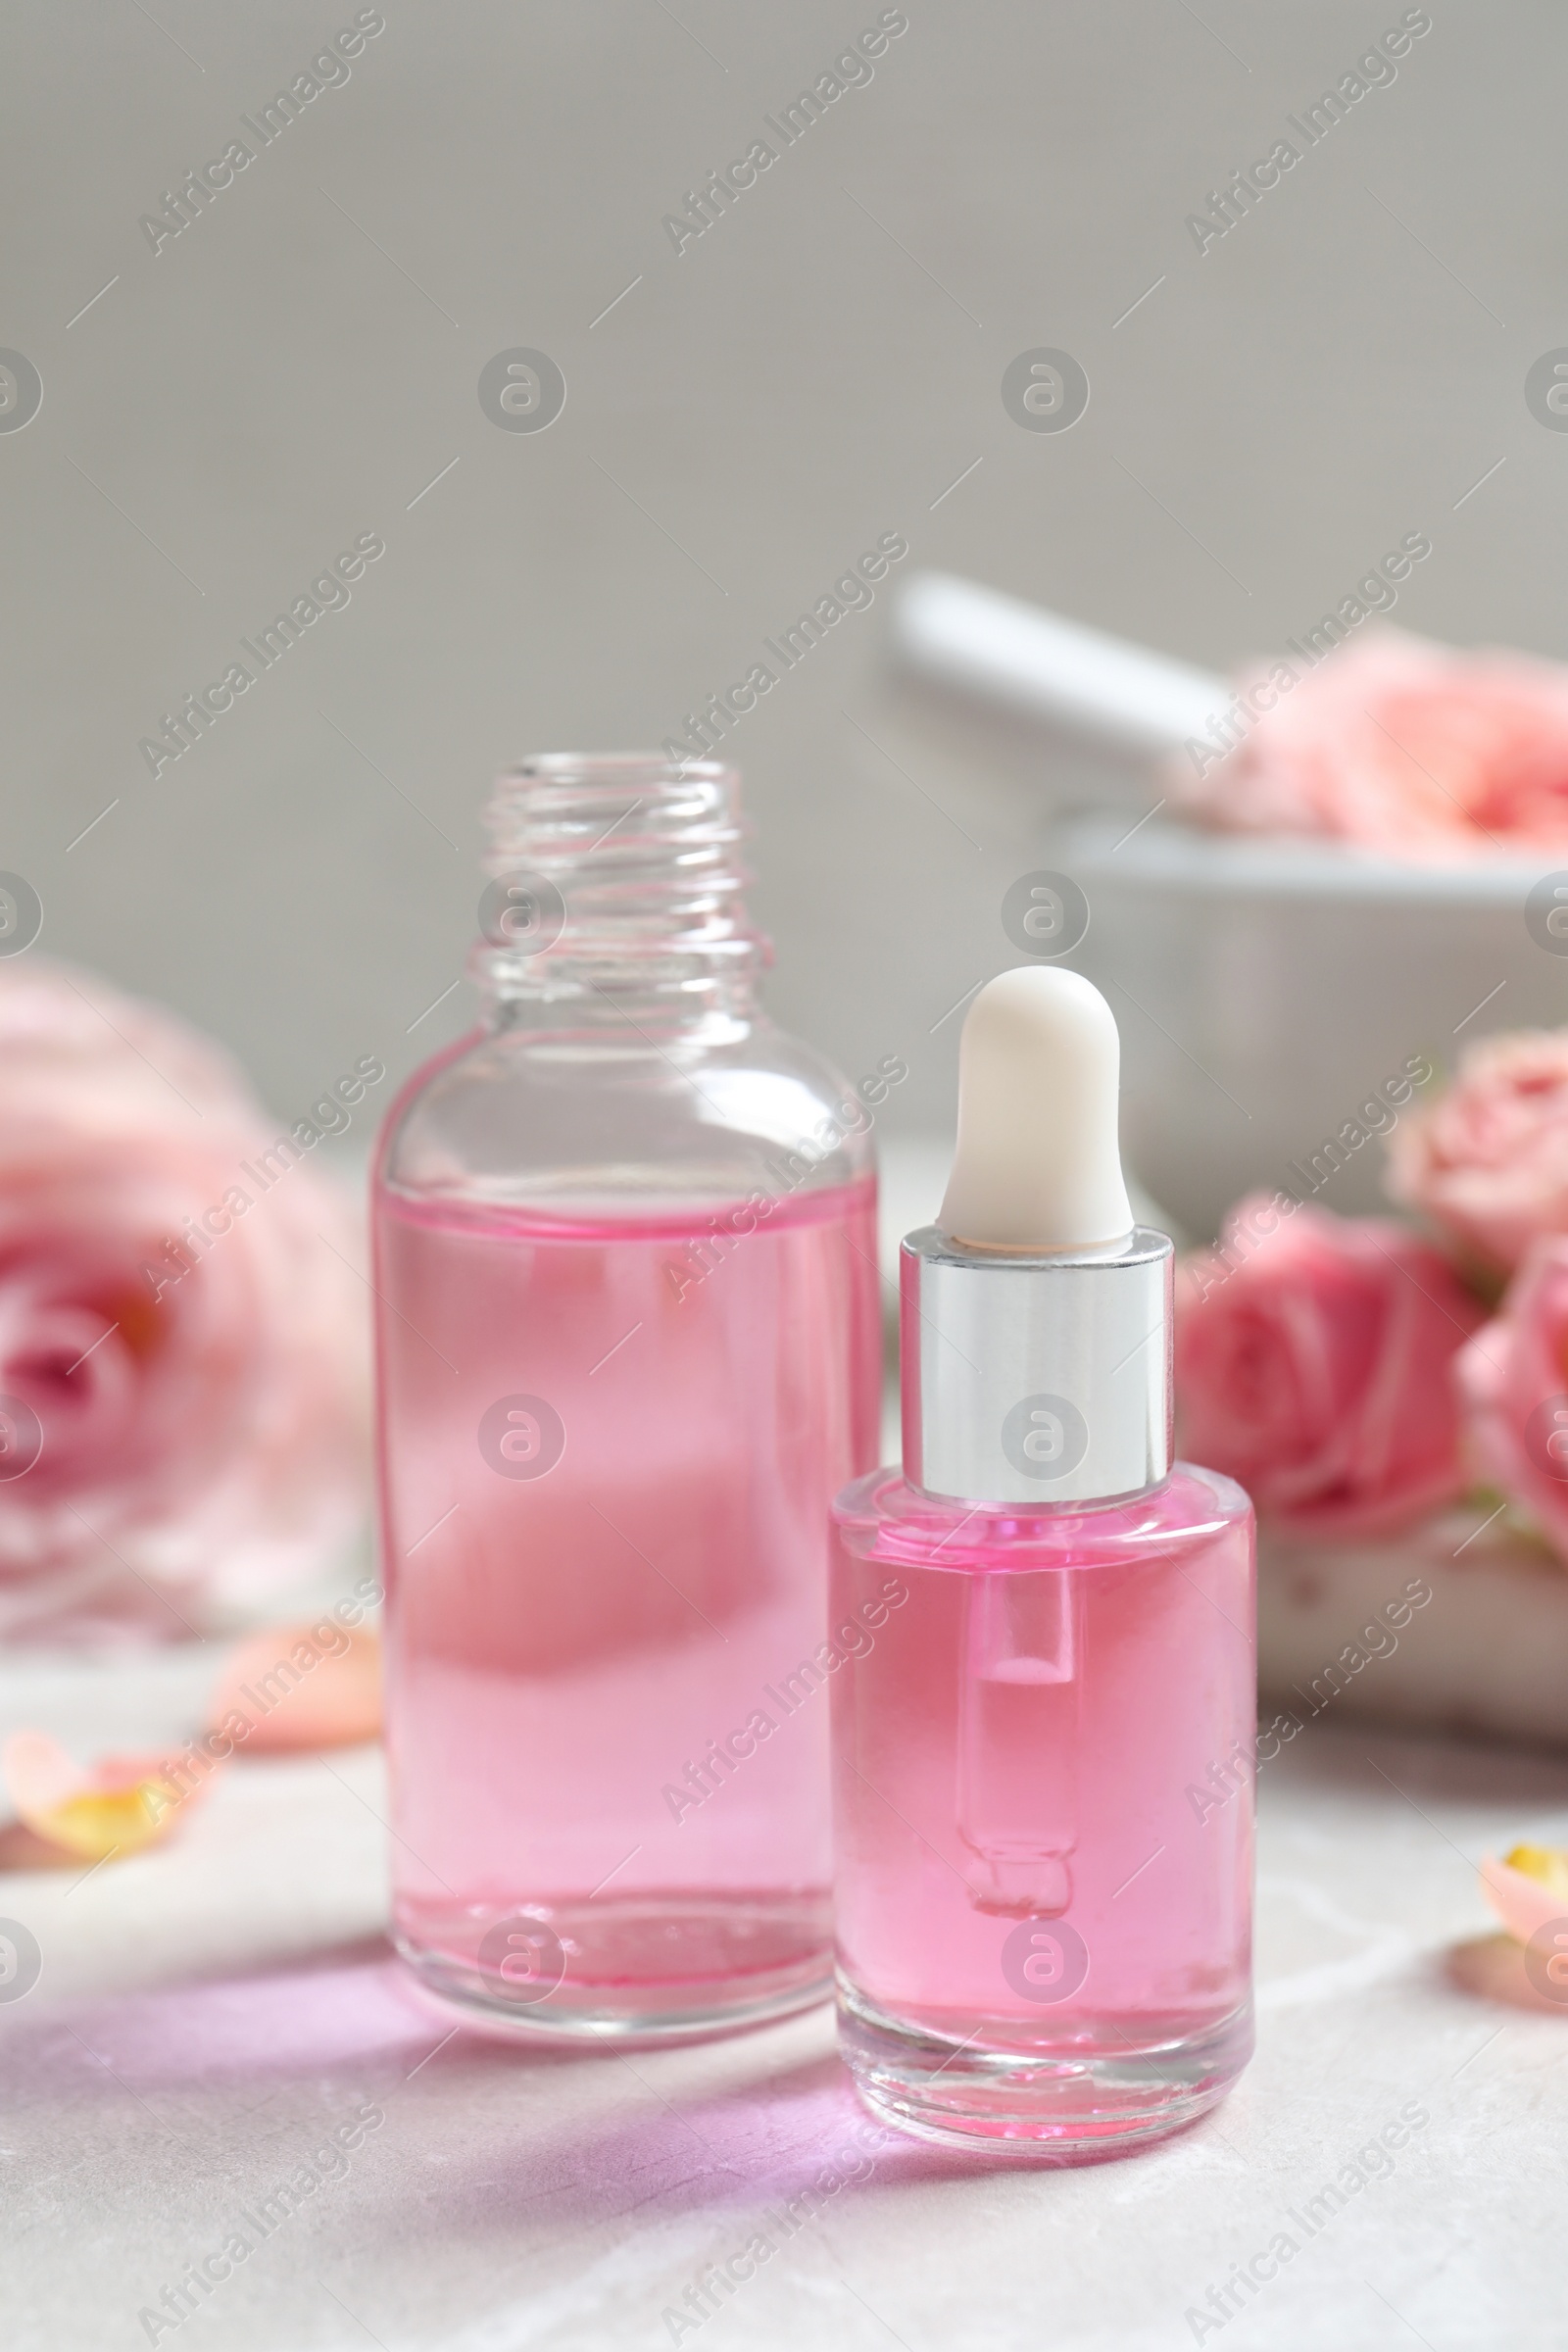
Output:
[901, 965, 1173, 1508]
[900, 1224, 1173, 1507]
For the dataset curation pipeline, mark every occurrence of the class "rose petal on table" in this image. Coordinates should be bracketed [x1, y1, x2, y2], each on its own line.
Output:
[1505, 1841, 1568, 1899]
[0, 1818, 87, 1871]
[2, 1728, 78, 1815]
[1, 1728, 211, 1860]
[1480, 1848, 1568, 1945]
[205, 1622, 381, 1753]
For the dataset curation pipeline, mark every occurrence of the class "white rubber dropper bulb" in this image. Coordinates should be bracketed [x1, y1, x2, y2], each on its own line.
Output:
[939, 966, 1135, 1253]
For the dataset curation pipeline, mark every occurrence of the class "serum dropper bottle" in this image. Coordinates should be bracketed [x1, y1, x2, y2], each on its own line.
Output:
[830, 966, 1254, 2154]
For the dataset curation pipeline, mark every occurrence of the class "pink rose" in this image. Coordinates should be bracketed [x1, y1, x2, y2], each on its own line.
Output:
[0, 959, 370, 1640]
[1175, 1193, 1485, 1537]
[1171, 627, 1568, 856]
[1384, 1030, 1568, 1280]
[1457, 1239, 1568, 1563]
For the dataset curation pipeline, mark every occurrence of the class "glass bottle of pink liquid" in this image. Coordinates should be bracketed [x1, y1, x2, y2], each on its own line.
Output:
[373, 755, 882, 2041]
[831, 966, 1254, 2153]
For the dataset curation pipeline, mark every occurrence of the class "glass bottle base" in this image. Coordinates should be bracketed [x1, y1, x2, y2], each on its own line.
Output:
[838, 1979, 1253, 2159]
[393, 1892, 832, 2048]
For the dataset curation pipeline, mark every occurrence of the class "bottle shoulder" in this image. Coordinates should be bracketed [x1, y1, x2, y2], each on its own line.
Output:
[376, 1012, 887, 1213]
[832, 1462, 1254, 1574]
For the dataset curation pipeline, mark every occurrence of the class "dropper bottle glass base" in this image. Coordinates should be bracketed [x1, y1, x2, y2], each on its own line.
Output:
[830, 1463, 1254, 2156]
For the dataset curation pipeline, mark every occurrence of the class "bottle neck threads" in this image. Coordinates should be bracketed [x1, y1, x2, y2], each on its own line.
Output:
[473, 755, 765, 1031]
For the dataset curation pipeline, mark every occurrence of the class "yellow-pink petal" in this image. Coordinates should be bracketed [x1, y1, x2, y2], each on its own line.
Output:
[1480, 1847, 1568, 1946]
[204, 1622, 381, 1754]
[2, 1729, 212, 1860]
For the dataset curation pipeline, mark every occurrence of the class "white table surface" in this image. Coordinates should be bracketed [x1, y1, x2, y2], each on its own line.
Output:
[3, 1632, 1564, 2352]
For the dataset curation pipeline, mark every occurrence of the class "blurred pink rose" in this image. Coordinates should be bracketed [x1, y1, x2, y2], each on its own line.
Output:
[1175, 1193, 1484, 1538]
[1172, 627, 1568, 856]
[1385, 1030, 1568, 1279]
[0, 959, 370, 1640]
[1457, 1239, 1568, 1564]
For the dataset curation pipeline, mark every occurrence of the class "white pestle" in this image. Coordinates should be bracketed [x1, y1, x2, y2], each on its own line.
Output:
[939, 967, 1135, 1254]
[893, 569, 1226, 760]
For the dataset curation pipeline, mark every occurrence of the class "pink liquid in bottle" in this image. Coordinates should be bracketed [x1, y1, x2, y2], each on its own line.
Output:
[376, 1176, 881, 2039]
[832, 1465, 1255, 2152]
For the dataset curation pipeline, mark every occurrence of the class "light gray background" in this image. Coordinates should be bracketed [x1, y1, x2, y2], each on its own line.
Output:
[3, 0, 1557, 1143]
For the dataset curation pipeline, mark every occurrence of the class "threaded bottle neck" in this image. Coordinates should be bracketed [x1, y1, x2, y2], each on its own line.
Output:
[472, 755, 766, 1029]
